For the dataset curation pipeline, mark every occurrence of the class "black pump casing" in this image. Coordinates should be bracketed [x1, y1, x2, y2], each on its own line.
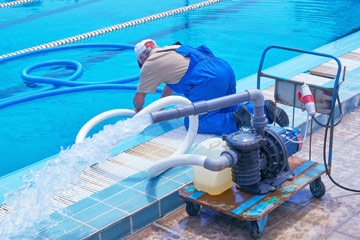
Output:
[224, 127, 296, 195]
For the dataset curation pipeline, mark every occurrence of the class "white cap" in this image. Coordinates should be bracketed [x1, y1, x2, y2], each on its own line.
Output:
[134, 39, 157, 62]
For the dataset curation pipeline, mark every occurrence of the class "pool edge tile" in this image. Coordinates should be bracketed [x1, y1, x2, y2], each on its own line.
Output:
[131, 201, 160, 233]
[160, 191, 185, 217]
[90, 217, 131, 240]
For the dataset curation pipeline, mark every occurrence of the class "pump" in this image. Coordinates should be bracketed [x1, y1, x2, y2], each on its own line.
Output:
[224, 126, 300, 194]
[146, 89, 303, 195]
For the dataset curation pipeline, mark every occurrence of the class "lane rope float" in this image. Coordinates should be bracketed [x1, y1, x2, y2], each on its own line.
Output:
[0, 0, 39, 9]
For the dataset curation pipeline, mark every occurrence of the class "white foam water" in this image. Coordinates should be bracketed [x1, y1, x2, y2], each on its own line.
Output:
[0, 114, 152, 239]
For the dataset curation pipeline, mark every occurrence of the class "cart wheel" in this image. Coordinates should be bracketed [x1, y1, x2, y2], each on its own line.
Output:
[249, 221, 263, 239]
[185, 201, 200, 216]
[310, 178, 326, 198]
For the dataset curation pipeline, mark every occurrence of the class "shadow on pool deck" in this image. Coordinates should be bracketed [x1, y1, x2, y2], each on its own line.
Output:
[125, 106, 360, 240]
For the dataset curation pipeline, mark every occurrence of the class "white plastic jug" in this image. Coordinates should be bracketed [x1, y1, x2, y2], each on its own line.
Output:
[192, 138, 233, 195]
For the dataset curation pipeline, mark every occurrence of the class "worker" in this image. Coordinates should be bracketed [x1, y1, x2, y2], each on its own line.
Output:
[133, 39, 289, 134]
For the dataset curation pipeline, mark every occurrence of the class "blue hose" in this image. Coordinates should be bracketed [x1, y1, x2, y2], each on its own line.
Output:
[21, 60, 84, 86]
[21, 59, 140, 86]
[0, 43, 163, 109]
[0, 84, 142, 109]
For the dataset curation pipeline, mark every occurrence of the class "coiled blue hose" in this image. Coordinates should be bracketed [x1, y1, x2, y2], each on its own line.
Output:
[0, 43, 162, 109]
[21, 60, 83, 86]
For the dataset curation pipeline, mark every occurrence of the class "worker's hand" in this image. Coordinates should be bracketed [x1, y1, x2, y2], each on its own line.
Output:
[133, 92, 146, 113]
[134, 107, 143, 113]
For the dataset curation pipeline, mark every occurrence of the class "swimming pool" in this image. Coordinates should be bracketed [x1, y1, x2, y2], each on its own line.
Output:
[1, 0, 360, 177]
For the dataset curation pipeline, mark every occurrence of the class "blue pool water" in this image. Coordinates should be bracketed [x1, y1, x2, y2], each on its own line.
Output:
[1, 0, 360, 177]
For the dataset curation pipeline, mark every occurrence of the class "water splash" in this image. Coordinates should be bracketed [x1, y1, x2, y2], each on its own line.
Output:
[0, 114, 152, 239]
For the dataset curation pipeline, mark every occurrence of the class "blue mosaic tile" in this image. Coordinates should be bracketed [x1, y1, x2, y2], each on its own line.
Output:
[292, 107, 308, 115]
[35, 212, 67, 233]
[0, 186, 9, 205]
[119, 170, 148, 187]
[160, 165, 192, 179]
[29, 234, 47, 240]
[343, 94, 360, 114]
[146, 180, 183, 199]
[172, 170, 193, 184]
[0, 177, 25, 191]
[38, 218, 81, 239]
[72, 203, 112, 223]
[343, 83, 360, 93]
[132, 176, 170, 193]
[0, 156, 54, 188]
[160, 191, 184, 217]
[87, 209, 127, 230]
[56, 224, 96, 240]
[26, 156, 54, 172]
[98, 217, 131, 239]
[132, 202, 159, 232]
[339, 91, 355, 101]
[90, 184, 126, 201]
[117, 193, 156, 214]
[132, 134, 152, 144]
[345, 78, 360, 87]
[343, 74, 359, 83]
[293, 117, 308, 127]
[104, 188, 142, 208]
[322, 81, 338, 88]
[84, 233, 100, 240]
[62, 197, 98, 217]
[346, 67, 360, 77]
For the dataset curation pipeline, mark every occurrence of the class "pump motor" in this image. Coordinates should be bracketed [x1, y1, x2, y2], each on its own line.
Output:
[223, 126, 301, 195]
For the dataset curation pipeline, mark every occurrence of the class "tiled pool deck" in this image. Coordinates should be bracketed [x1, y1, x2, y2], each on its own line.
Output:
[1, 30, 360, 239]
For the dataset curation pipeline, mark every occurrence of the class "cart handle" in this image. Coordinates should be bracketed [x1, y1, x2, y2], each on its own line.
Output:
[257, 46, 342, 104]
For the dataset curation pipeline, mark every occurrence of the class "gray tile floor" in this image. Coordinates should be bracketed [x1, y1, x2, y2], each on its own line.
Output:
[125, 106, 360, 240]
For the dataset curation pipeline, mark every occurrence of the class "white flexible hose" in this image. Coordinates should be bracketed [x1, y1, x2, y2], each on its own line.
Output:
[146, 154, 207, 177]
[75, 96, 199, 156]
[135, 96, 198, 155]
[75, 109, 136, 143]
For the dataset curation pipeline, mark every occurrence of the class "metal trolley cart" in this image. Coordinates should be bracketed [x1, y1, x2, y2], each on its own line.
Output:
[179, 46, 342, 239]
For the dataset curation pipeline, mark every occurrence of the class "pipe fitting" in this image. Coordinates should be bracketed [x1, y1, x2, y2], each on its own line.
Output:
[203, 149, 238, 171]
[220, 149, 238, 167]
[203, 156, 229, 171]
[247, 89, 267, 136]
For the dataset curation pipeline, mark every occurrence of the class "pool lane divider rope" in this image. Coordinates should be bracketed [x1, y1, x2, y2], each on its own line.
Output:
[0, 0, 39, 8]
[0, 0, 226, 59]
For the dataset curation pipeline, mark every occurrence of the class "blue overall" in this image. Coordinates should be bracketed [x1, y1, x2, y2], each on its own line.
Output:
[167, 45, 240, 134]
